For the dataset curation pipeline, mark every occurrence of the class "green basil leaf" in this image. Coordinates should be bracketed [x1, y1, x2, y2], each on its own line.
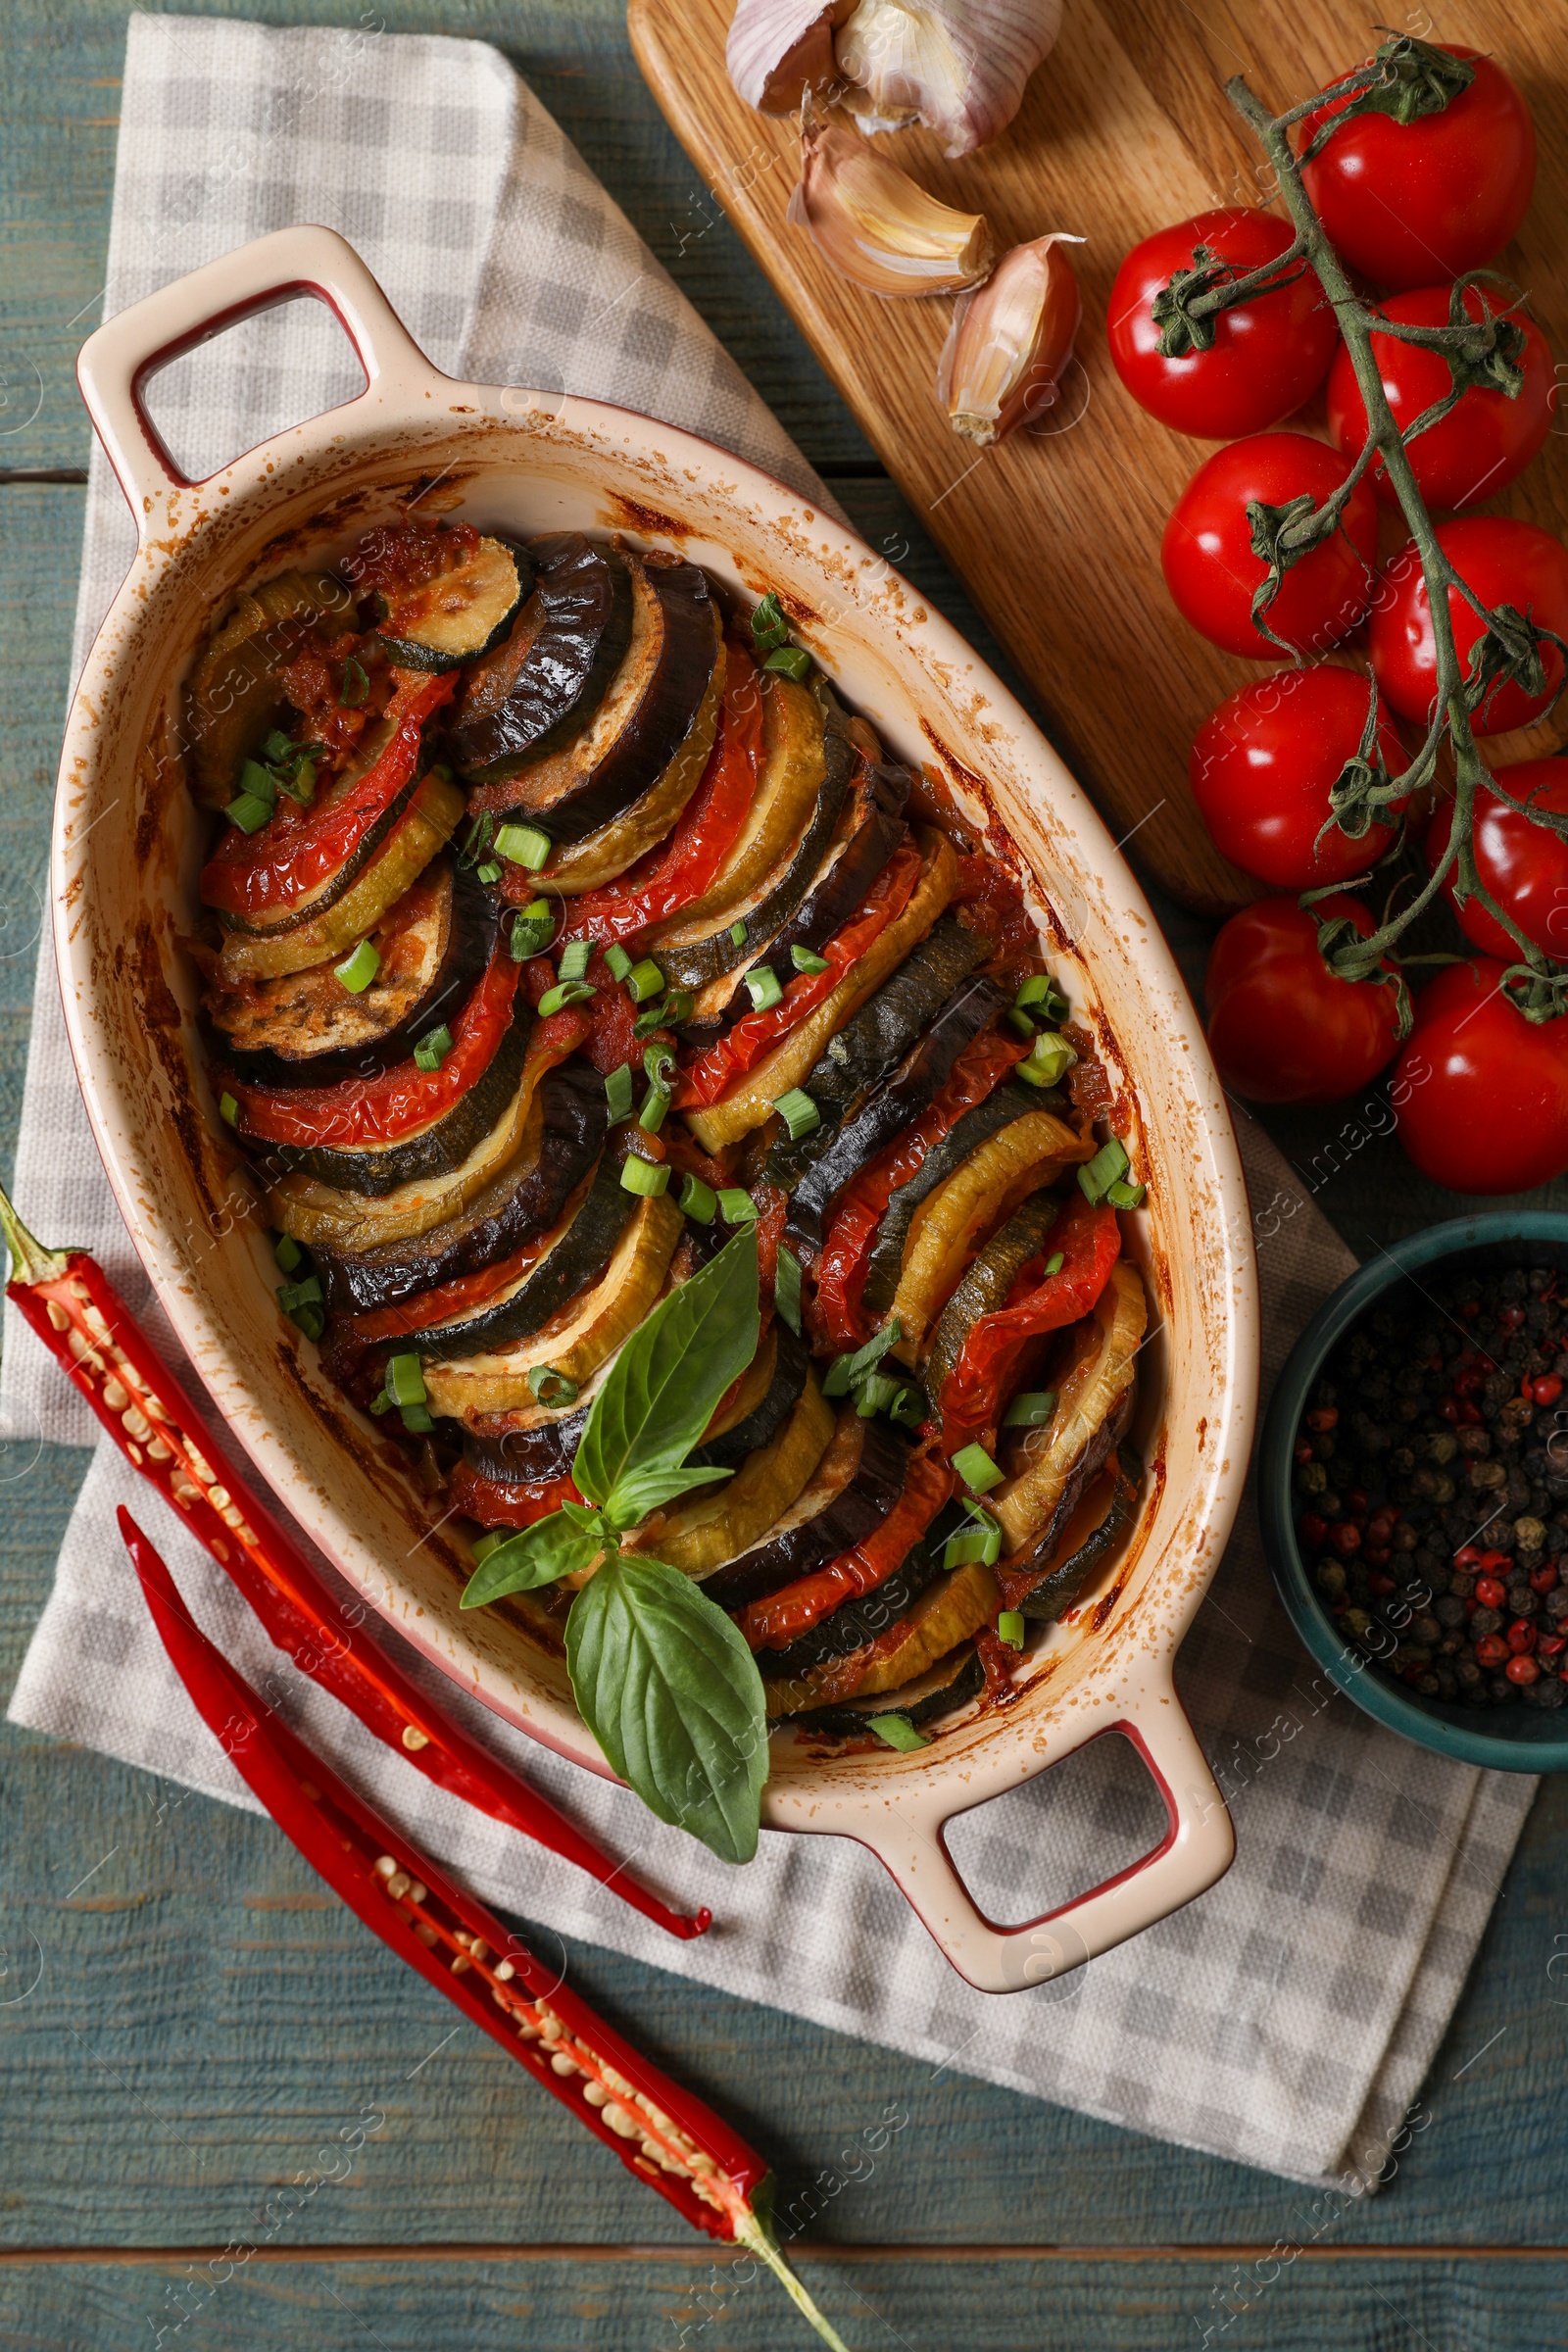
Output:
[461, 1512, 601, 1607]
[560, 1500, 606, 1536]
[605, 1463, 732, 1530]
[565, 1552, 767, 1863]
[573, 1226, 760, 1506]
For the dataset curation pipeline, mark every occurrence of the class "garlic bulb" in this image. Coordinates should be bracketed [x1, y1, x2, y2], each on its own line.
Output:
[837, 0, 1063, 157]
[787, 117, 994, 297]
[936, 233, 1084, 445]
[726, 0, 856, 115]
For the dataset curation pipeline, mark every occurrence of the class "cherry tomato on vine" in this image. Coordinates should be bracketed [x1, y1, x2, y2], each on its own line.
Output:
[1191, 666, 1411, 889]
[1423, 760, 1568, 958]
[1299, 46, 1537, 290]
[1162, 432, 1380, 660]
[1393, 957, 1568, 1195]
[1327, 284, 1555, 510]
[1368, 516, 1568, 736]
[1106, 207, 1339, 439]
[1204, 894, 1401, 1103]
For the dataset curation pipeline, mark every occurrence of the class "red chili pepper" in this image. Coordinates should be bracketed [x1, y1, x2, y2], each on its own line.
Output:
[200, 670, 457, 917]
[228, 942, 520, 1149]
[554, 643, 765, 945]
[676, 839, 924, 1110]
[121, 1510, 854, 2348]
[0, 1180, 707, 1943]
[738, 1446, 954, 1652]
[938, 1198, 1121, 1456]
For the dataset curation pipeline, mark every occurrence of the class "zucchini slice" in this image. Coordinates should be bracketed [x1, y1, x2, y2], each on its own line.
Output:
[422, 1192, 683, 1417]
[646, 672, 832, 942]
[628, 1372, 835, 1578]
[314, 1061, 607, 1315]
[205, 858, 498, 1088]
[682, 826, 960, 1153]
[762, 1559, 999, 1718]
[752, 1539, 946, 1675]
[542, 635, 725, 895]
[699, 1409, 909, 1607]
[778, 1644, 985, 1739]
[238, 991, 534, 1197]
[710, 778, 907, 1029]
[185, 568, 356, 808]
[924, 1189, 1060, 1404]
[764, 917, 989, 1199]
[376, 536, 527, 671]
[461, 1346, 621, 1489]
[858, 1080, 1040, 1322]
[689, 1322, 809, 1471]
[994, 1260, 1148, 1554]
[452, 535, 633, 774]
[1010, 1434, 1141, 1625]
[467, 551, 717, 845]
[403, 1155, 633, 1362]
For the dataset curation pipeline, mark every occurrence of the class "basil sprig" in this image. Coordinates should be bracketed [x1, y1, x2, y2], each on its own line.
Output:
[461, 1227, 769, 1862]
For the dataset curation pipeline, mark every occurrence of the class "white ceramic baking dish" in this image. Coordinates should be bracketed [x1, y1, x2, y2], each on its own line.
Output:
[63, 225, 1256, 1990]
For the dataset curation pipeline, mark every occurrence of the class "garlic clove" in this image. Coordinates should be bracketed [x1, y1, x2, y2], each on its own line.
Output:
[787, 116, 994, 298]
[936, 232, 1084, 446]
[726, 0, 858, 115]
[837, 0, 1063, 158]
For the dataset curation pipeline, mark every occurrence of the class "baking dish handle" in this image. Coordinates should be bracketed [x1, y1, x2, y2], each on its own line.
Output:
[75, 223, 437, 528]
[858, 1673, 1234, 1994]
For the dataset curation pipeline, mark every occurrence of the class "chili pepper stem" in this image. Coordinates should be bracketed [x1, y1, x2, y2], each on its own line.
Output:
[0, 1175, 72, 1290]
[730, 2206, 857, 2352]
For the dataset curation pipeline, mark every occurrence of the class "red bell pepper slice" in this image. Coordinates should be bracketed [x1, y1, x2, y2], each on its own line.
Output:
[200, 668, 456, 918]
[736, 1445, 954, 1652]
[449, 1461, 585, 1531]
[937, 1196, 1122, 1455]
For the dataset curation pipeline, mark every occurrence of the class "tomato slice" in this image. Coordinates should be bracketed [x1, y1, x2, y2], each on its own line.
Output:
[808, 1024, 1031, 1355]
[736, 1444, 954, 1652]
[345, 1227, 557, 1343]
[200, 670, 456, 918]
[676, 838, 923, 1110]
[937, 1196, 1122, 1455]
[449, 1460, 584, 1532]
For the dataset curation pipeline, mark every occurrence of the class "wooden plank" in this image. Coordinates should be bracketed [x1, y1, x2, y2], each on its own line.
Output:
[629, 0, 1568, 918]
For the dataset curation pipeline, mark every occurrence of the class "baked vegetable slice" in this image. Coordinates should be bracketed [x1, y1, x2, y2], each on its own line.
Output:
[777, 1644, 985, 1739]
[688, 1322, 809, 1471]
[698, 1409, 909, 1608]
[993, 1259, 1149, 1555]
[452, 535, 633, 773]
[1004, 1430, 1141, 1625]
[753, 1539, 946, 1677]
[540, 643, 726, 895]
[184, 568, 356, 808]
[627, 1373, 835, 1578]
[761, 1558, 999, 1717]
[376, 535, 527, 670]
[396, 1155, 634, 1362]
[859, 1080, 1043, 1321]
[924, 1190, 1060, 1403]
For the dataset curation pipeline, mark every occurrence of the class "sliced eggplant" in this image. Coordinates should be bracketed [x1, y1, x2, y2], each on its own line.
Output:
[752, 1540, 946, 1676]
[205, 859, 498, 1087]
[858, 1079, 1039, 1321]
[423, 1192, 683, 1418]
[994, 1259, 1148, 1554]
[783, 970, 1006, 1251]
[646, 672, 832, 943]
[236, 988, 534, 1197]
[709, 778, 907, 1030]
[698, 1409, 909, 1607]
[764, 918, 989, 1198]
[890, 1109, 1090, 1364]
[452, 535, 633, 774]
[376, 536, 527, 671]
[628, 1373, 835, 1578]
[778, 1644, 985, 1738]
[461, 1346, 621, 1488]
[466, 551, 717, 844]
[543, 641, 726, 896]
[924, 1190, 1060, 1404]
[185, 568, 356, 808]
[314, 1060, 607, 1315]
[689, 1323, 809, 1472]
[761, 1558, 999, 1717]
[399, 1155, 633, 1361]
[1009, 1430, 1141, 1624]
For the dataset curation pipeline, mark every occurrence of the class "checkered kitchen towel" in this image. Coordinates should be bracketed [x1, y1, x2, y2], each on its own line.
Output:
[1, 13, 1538, 2191]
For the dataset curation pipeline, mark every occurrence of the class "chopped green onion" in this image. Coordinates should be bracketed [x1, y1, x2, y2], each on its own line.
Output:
[368, 1389, 394, 1417]
[635, 991, 687, 1038]
[1017, 1033, 1078, 1088]
[620, 1152, 671, 1198]
[717, 1187, 758, 1225]
[751, 590, 789, 652]
[333, 939, 381, 995]
[537, 979, 597, 1016]
[1079, 1137, 1131, 1204]
[263, 729, 294, 763]
[870, 1713, 927, 1752]
[223, 791, 274, 834]
[889, 1387, 925, 1429]
[643, 1044, 675, 1089]
[457, 811, 494, 869]
[944, 1509, 1002, 1569]
[1014, 973, 1069, 1024]
[775, 1243, 803, 1334]
[856, 1371, 902, 1419]
[339, 656, 369, 708]
[772, 1086, 819, 1140]
[1105, 1177, 1147, 1210]
[527, 1365, 579, 1408]
[605, 1063, 634, 1120]
[997, 1611, 1026, 1650]
[385, 1353, 427, 1408]
[953, 1442, 1004, 1494]
[239, 758, 279, 806]
[475, 860, 501, 885]
[791, 943, 830, 974]
[679, 1173, 717, 1224]
[495, 821, 551, 870]
[625, 957, 664, 1004]
[729, 919, 749, 948]
[219, 1092, 239, 1127]
[638, 1084, 670, 1134]
[1043, 1250, 1064, 1278]
[413, 1023, 454, 1073]
[1007, 1006, 1037, 1040]
[273, 756, 316, 806]
[291, 1303, 326, 1344]
[400, 1403, 435, 1436]
[470, 1529, 508, 1563]
[273, 1232, 304, 1275]
[275, 1275, 323, 1314]
[558, 939, 593, 983]
[745, 964, 784, 1012]
[604, 943, 634, 983]
[822, 1317, 902, 1398]
[763, 645, 812, 683]
[1003, 1390, 1057, 1429]
[509, 899, 555, 960]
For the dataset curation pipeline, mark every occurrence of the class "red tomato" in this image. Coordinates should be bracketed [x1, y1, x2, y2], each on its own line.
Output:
[1299, 46, 1537, 290]
[1368, 516, 1568, 735]
[1204, 894, 1401, 1103]
[1423, 760, 1568, 958]
[1393, 957, 1568, 1194]
[1327, 285, 1554, 510]
[1106, 207, 1339, 439]
[1191, 666, 1411, 888]
[1162, 433, 1379, 660]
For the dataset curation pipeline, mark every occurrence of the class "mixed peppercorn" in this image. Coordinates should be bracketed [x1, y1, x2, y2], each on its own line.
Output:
[1295, 1263, 1568, 1711]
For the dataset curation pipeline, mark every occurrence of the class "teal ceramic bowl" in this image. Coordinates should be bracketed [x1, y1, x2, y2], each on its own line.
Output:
[1258, 1212, 1568, 1773]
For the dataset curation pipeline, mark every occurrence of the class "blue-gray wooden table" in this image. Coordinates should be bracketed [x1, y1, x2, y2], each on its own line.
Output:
[2, 8, 1566, 2347]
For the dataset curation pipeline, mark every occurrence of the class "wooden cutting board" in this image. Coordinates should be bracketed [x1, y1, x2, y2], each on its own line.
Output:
[628, 0, 1568, 916]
